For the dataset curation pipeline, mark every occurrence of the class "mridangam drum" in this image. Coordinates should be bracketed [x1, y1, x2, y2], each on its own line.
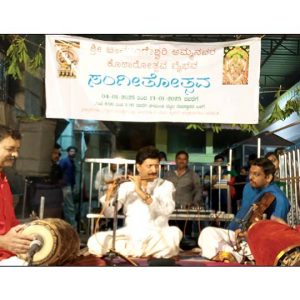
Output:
[18, 218, 80, 266]
[247, 220, 300, 266]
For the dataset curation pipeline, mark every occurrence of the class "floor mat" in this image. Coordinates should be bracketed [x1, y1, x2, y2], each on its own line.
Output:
[101, 251, 243, 267]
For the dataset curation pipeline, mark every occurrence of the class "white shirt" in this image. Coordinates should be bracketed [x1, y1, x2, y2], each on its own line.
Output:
[89, 177, 182, 258]
[100, 178, 176, 236]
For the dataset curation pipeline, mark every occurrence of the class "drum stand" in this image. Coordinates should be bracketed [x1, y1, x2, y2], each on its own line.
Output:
[106, 186, 139, 267]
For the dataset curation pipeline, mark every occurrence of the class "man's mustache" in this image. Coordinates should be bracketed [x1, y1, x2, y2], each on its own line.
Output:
[6, 156, 16, 162]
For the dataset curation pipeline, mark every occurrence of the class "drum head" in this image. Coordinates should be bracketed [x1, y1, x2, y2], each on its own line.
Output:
[18, 222, 57, 265]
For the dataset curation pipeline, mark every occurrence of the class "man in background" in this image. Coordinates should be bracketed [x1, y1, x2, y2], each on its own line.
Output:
[59, 146, 78, 229]
[164, 150, 203, 209]
[50, 143, 63, 185]
[164, 150, 203, 245]
[30, 143, 64, 219]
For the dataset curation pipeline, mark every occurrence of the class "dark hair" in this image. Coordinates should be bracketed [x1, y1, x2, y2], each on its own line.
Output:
[0, 125, 21, 142]
[251, 157, 276, 181]
[158, 151, 167, 161]
[175, 150, 189, 160]
[214, 154, 224, 161]
[54, 143, 61, 150]
[275, 147, 285, 156]
[136, 146, 160, 164]
[248, 153, 257, 161]
[67, 146, 77, 152]
[265, 152, 278, 160]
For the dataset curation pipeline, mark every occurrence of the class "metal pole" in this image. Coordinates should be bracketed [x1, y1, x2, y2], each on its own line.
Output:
[227, 149, 232, 213]
[288, 151, 294, 226]
[218, 165, 221, 212]
[209, 165, 212, 210]
[292, 150, 299, 224]
[22, 178, 29, 219]
[39, 196, 45, 219]
[297, 149, 300, 224]
[88, 162, 94, 214]
[86, 162, 94, 234]
[97, 162, 103, 205]
[284, 153, 288, 198]
[78, 160, 85, 232]
[257, 138, 261, 158]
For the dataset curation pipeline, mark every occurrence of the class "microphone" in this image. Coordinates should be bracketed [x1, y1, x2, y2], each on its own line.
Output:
[28, 235, 44, 260]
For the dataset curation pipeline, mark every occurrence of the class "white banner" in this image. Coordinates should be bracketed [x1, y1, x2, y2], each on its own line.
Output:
[46, 35, 261, 124]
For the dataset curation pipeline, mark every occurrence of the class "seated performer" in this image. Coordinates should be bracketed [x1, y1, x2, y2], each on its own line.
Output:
[198, 157, 290, 263]
[0, 126, 33, 266]
[88, 146, 182, 259]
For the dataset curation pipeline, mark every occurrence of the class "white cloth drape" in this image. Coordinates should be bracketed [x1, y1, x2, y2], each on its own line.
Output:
[198, 226, 253, 263]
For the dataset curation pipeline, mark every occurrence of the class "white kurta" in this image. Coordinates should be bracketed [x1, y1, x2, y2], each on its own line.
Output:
[198, 227, 253, 263]
[88, 178, 182, 258]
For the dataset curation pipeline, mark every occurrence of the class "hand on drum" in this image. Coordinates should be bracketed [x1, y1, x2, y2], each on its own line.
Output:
[2, 225, 34, 255]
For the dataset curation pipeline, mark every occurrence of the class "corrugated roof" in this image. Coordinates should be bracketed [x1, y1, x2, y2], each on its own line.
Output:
[231, 131, 294, 148]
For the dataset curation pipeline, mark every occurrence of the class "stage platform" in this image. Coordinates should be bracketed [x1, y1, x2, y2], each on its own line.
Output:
[68, 247, 244, 267]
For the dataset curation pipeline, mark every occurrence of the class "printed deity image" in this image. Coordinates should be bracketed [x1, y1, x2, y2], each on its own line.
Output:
[55, 40, 80, 78]
[222, 45, 249, 85]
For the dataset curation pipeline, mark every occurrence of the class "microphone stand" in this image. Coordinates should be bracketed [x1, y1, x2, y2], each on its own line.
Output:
[106, 181, 139, 266]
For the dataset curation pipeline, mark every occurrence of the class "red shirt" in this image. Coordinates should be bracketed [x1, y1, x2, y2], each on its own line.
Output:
[0, 172, 20, 260]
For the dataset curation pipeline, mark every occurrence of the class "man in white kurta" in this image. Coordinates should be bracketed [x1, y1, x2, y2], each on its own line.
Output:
[88, 146, 182, 258]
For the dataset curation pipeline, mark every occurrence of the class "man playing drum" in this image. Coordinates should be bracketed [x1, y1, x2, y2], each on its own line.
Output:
[88, 146, 183, 259]
[198, 158, 290, 264]
[0, 126, 33, 266]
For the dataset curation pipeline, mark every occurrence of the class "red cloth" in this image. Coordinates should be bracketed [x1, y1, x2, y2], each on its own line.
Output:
[247, 220, 300, 266]
[0, 172, 20, 261]
[227, 177, 236, 199]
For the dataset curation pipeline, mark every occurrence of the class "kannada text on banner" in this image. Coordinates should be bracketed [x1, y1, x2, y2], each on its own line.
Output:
[46, 36, 261, 124]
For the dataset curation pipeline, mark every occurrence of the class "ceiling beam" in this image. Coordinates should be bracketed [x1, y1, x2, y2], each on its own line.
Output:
[261, 35, 287, 67]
